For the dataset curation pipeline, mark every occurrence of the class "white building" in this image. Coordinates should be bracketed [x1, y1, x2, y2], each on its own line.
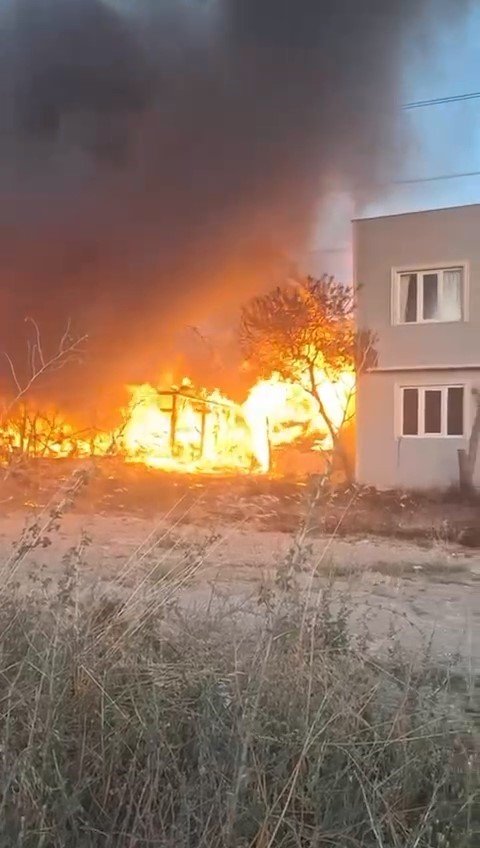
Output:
[354, 203, 480, 489]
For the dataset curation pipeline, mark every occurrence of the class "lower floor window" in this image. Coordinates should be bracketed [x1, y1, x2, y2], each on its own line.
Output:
[401, 385, 464, 436]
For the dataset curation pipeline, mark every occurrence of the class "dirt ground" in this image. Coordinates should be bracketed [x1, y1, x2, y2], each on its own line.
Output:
[3, 457, 480, 535]
[0, 460, 479, 689]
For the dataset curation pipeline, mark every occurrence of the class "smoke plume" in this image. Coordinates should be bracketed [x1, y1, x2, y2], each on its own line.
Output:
[0, 0, 469, 397]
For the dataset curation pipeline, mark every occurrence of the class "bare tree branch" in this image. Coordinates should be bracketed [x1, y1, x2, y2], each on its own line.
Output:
[3, 352, 22, 394]
[2, 319, 87, 426]
[25, 316, 46, 370]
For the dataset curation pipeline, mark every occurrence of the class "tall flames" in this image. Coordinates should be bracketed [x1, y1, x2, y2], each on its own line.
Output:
[0, 370, 355, 474]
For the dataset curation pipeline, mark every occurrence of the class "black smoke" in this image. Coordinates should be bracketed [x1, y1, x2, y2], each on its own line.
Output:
[0, 0, 470, 399]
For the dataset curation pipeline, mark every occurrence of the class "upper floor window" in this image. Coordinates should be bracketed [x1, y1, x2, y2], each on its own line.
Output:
[394, 266, 465, 324]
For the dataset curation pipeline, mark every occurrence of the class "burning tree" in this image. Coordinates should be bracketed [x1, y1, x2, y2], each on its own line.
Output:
[240, 275, 376, 480]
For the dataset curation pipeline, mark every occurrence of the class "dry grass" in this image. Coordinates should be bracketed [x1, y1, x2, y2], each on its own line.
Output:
[0, 477, 477, 847]
[0, 580, 477, 846]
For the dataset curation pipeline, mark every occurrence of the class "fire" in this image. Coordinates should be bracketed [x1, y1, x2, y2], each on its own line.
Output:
[243, 370, 355, 471]
[121, 380, 257, 472]
[0, 370, 355, 474]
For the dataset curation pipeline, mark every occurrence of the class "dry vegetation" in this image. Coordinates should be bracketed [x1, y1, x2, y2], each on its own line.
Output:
[3, 458, 480, 543]
[0, 562, 478, 847]
[0, 465, 478, 847]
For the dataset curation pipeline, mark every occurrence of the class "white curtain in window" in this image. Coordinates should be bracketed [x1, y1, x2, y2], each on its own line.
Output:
[399, 274, 416, 321]
[442, 269, 462, 320]
[399, 275, 409, 321]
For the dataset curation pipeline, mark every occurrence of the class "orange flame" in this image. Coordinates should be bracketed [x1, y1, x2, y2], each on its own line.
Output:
[0, 370, 355, 473]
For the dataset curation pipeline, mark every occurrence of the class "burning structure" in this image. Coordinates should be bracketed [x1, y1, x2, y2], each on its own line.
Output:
[0, 370, 355, 475]
[122, 381, 257, 472]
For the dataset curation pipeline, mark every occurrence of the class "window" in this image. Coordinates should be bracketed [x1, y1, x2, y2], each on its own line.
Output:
[395, 267, 464, 324]
[424, 389, 442, 433]
[402, 388, 418, 435]
[400, 385, 464, 437]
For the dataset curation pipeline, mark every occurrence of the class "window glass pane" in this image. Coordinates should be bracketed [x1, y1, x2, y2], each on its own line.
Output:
[442, 269, 463, 321]
[447, 387, 464, 435]
[424, 390, 442, 433]
[423, 273, 438, 319]
[403, 388, 418, 435]
[399, 274, 417, 322]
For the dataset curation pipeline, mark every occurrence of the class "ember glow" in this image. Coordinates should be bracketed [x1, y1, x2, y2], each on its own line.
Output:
[0, 371, 355, 474]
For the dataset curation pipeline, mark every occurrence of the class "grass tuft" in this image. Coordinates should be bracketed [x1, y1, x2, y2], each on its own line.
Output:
[0, 572, 477, 847]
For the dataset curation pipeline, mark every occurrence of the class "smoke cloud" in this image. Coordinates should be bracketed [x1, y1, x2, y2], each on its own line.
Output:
[0, 0, 470, 398]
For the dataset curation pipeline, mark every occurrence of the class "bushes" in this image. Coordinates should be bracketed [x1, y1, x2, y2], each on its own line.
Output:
[0, 579, 477, 848]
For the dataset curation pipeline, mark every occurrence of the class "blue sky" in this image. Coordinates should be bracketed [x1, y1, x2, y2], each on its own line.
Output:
[368, 2, 480, 216]
[307, 4, 480, 280]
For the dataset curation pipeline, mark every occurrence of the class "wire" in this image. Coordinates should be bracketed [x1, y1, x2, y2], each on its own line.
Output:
[398, 91, 480, 183]
[402, 91, 480, 110]
[394, 170, 480, 185]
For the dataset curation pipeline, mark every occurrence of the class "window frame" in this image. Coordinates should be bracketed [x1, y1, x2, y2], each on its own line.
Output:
[397, 384, 466, 439]
[391, 262, 468, 325]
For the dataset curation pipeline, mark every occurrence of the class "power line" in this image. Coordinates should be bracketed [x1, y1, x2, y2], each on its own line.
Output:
[402, 91, 480, 110]
[399, 91, 480, 183]
[394, 169, 480, 185]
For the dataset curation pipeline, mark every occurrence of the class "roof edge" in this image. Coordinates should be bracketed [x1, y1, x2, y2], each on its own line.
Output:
[352, 201, 480, 224]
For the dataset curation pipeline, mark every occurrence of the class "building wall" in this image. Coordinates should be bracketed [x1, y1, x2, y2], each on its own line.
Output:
[356, 369, 480, 490]
[354, 204, 480, 369]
